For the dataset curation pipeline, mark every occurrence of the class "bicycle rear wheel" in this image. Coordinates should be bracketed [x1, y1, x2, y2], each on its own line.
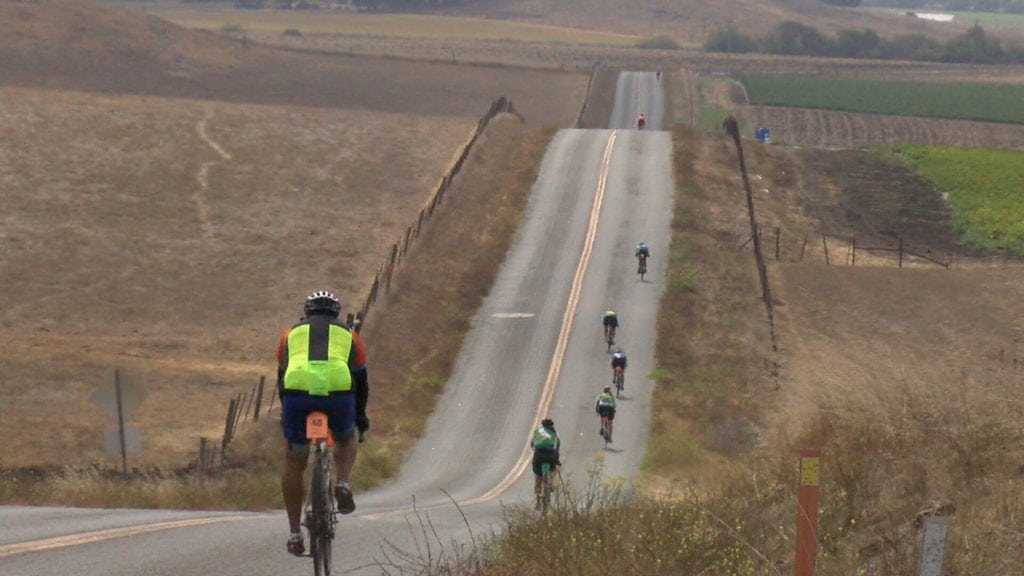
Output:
[540, 462, 552, 514]
[309, 452, 334, 576]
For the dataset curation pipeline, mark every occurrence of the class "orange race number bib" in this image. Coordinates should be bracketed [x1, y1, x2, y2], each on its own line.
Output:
[306, 411, 331, 441]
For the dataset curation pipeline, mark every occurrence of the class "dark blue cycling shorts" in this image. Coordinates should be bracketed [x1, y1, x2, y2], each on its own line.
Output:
[280, 393, 356, 449]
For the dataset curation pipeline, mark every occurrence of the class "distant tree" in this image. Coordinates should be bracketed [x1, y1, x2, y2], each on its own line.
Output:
[836, 29, 881, 58]
[636, 35, 681, 50]
[820, 0, 862, 6]
[883, 33, 944, 61]
[943, 24, 1005, 63]
[763, 21, 834, 56]
[704, 29, 759, 53]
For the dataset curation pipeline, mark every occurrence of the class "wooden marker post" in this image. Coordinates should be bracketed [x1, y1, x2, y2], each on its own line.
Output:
[795, 449, 821, 576]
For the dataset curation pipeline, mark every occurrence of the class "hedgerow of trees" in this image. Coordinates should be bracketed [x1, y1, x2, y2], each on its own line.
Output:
[706, 22, 1024, 64]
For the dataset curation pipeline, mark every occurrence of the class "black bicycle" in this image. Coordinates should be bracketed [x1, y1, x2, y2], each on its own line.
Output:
[600, 415, 613, 448]
[304, 412, 336, 576]
[539, 461, 554, 514]
[605, 325, 616, 352]
[637, 253, 648, 281]
[613, 366, 625, 398]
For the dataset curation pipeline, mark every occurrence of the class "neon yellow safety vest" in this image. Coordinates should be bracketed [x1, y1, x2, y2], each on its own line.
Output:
[283, 320, 354, 396]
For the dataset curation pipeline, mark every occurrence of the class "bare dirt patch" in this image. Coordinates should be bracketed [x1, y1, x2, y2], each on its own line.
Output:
[0, 0, 587, 125]
[745, 106, 1024, 151]
[742, 145, 970, 256]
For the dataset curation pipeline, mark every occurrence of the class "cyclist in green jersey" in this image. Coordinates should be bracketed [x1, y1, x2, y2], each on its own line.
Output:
[595, 387, 617, 441]
[602, 310, 619, 344]
[530, 418, 561, 510]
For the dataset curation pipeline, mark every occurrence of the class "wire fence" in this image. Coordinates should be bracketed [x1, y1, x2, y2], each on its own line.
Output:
[740, 226, 953, 269]
[198, 96, 524, 472]
[355, 96, 523, 330]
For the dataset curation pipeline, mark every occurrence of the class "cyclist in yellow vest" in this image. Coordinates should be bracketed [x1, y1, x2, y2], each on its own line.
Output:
[276, 290, 370, 557]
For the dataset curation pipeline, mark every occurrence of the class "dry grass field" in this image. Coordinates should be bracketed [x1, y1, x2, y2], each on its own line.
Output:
[6, 6, 1024, 569]
[138, 5, 639, 46]
[443, 0, 978, 44]
[0, 0, 586, 474]
[0, 0, 588, 123]
[0, 86, 477, 467]
[639, 124, 1024, 573]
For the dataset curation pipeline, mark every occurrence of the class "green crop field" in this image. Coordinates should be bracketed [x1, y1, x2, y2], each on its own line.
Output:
[741, 75, 1024, 124]
[893, 145, 1024, 253]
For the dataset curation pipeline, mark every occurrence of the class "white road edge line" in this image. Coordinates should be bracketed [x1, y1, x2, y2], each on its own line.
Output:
[363, 130, 619, 520]
[0, 515, 255, 559]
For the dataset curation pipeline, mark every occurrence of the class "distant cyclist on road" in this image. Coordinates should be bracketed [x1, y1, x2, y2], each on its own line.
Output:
[635, 242, 651, 277]
[530, 418, 561, 511]
[611, 347, 628, 389]
[277, 290, 371, 557]
[637, 113, 646, 130]
[635, 242, 650, 261]
[602, 309, 619, 345]
[595, 386, 617, 442]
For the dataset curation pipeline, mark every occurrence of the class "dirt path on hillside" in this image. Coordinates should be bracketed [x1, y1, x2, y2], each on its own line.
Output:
[194, 112, 232, 240]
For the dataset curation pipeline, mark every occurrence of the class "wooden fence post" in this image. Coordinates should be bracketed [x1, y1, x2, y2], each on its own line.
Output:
[198, 437, 208, 474]
[243, 381, 257, 422]
[899, 237, 904, 268]
[253, 376, 265, 422]
[800, 234, 808, 261]
[401, 226, 413, 257]
[851, 236, 857, 266]
[775, 227, 781, 260]
[221, 398, 237, 464]
[232, 392, 245, 436]
[822, 234, 830, 266]
[385, 244, 398, 295]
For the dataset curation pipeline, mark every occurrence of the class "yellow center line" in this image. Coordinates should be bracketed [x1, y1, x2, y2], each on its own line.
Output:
[363, 130, 619, 520]
[0, 515, 256, 559]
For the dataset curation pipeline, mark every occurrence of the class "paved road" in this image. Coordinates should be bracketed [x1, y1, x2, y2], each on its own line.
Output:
[0, 71, 673, 575]
[610, 70, 665, 131]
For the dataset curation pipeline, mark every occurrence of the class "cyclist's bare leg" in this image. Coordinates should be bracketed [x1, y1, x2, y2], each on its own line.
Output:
[282, 448, 308, 534]
[333, 432, 357, 484]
